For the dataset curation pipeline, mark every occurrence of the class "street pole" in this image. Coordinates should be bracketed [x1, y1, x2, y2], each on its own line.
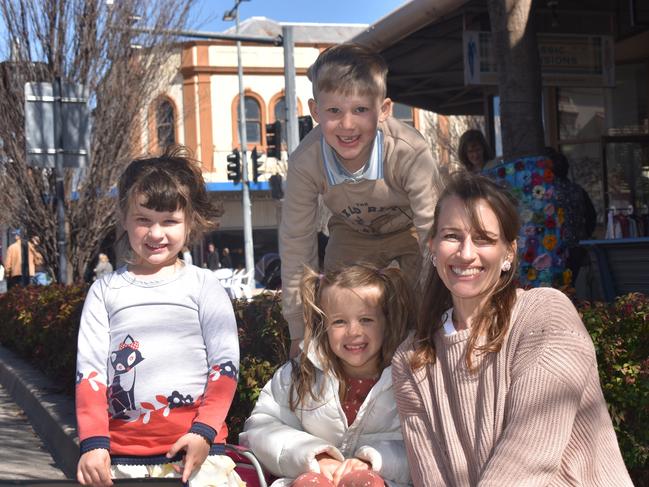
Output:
[54, 77, 68, 284]
[229, 1, 255, 287]
[282, 26, 299, 154]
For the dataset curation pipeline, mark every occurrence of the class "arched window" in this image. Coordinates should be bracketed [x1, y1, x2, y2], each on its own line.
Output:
[392, 102, 415, 127]
[156, 99, 176, 149]
[238, 96, 262, 144]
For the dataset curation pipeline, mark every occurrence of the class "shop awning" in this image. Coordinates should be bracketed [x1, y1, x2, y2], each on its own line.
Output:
[352, 0, 478, 115]
[351, 0, 636, 116]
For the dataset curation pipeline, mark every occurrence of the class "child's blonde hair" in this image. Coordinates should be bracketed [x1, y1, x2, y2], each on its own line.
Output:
[307, 43, 388, 100]
[289, 263, 414, 411]
[115, 146, 220, 261]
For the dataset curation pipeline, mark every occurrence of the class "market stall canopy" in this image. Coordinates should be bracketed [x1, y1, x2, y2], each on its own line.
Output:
[353, 0, 476, 115]
[351, 0, 644, 116]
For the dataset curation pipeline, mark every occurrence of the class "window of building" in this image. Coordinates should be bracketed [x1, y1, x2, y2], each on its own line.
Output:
[238, 96, 262, 144]
[156, 99, 175, 149]
[392, 102, 415, 127]
[557, 87, 606, 230]
[558, 87, 604, 141]
[609, 63, 648, 135]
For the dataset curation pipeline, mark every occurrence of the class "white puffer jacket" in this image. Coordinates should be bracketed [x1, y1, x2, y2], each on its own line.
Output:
[239, 349, 412, 487]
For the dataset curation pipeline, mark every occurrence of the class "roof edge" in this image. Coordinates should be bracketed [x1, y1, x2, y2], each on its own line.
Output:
[352, 0, 470, 52]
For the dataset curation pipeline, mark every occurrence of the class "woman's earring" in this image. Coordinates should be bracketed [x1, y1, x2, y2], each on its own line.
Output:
[432, 255, 437, 267]
[501, 260, 511, 272]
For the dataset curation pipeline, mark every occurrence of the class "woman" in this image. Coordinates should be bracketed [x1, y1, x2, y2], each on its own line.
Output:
[392, 173, 632, 486]
[457, 130, 493, 173]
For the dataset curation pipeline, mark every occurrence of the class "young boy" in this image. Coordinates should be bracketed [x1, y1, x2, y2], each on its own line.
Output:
[280, 43, 443, 355]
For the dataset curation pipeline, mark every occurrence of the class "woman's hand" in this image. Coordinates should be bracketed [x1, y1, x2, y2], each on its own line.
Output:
[332, 458, 371, 485]
[77, 449, 112, 487]
[166, 433, 210, 483]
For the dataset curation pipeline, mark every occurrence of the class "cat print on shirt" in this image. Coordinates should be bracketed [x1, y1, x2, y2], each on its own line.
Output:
[108, 335, 144, 420]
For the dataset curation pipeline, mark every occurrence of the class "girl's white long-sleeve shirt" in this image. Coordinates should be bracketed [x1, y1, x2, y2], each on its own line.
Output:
[239, 349, 412, 487]
[75, 264, 239, 462]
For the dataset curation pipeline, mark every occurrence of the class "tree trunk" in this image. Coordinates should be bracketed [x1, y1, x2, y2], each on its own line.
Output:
[487, 0, 545, 159]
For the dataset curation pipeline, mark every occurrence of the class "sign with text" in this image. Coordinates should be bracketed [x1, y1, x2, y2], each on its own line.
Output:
[24, 82, 90, 168]
[463, 31, 615, 88]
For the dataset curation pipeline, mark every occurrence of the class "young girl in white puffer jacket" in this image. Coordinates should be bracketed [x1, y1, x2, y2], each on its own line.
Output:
[240, 263, 414, 487]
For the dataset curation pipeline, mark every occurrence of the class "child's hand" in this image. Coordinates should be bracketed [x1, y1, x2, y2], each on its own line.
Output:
[332, 458, 371, 485]
[77, 449, 112, 487]
[166, 432, 210, 483]
[316, 453, 343, 482]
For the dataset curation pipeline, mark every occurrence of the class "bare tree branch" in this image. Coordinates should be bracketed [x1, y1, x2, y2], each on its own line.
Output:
[0, 0, 199, 282]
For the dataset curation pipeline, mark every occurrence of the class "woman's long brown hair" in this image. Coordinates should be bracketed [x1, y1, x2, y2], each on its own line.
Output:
[411, 173, 521, 371]
[289, 263, 415, 411]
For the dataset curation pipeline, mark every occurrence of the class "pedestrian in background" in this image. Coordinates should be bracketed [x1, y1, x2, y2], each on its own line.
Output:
[93, 253, 114, 281]
[220, 247, 232, 269]
[30, 236, 51, 286]
[75, 148, 241, 487]
[546, 148, 597, 286]
[206, 243, 221, 270]
[457, 129, 493, 173]
[4, 229, 34, 289]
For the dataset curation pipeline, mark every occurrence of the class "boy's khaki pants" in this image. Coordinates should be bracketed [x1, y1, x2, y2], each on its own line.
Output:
[323, 219, 423, 290]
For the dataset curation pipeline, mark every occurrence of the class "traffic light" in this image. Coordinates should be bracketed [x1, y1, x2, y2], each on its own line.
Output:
[298, 115, 314, 141]
[265, 120, 282, 159]
[226, 149, 241, 183]
[251, 146, 263, 182]
[269, 174, 284, 200]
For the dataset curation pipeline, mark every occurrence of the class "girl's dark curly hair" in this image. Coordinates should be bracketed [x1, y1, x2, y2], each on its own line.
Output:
[115, 146, 220, 260]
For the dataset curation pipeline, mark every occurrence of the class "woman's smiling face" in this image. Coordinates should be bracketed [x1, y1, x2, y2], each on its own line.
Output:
[430, 195, 514, 307]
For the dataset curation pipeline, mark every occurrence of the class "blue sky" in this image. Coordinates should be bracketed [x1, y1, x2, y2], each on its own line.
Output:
[191, 0, 409, 32]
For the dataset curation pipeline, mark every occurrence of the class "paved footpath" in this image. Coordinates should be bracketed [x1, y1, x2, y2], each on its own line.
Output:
[0, 383, 66, 480]
[0, 345, 78, 481]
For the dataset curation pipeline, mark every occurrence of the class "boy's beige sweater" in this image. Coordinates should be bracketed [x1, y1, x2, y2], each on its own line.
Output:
[392, 287, 633, 486]
[280, 116, 442, 339]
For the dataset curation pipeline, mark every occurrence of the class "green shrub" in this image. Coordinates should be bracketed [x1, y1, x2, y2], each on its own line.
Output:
[227, 292, 290, 442]
[580, 292, 649, 484]
[0, 284, 86, 394]
[1, 285, 647, 484]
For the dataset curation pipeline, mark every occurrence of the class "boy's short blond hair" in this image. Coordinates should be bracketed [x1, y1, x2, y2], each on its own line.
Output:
[308, 43, 388, 100]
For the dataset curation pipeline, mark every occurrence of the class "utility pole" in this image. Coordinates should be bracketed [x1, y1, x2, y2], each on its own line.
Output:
[224, 0, 254, 287]
[282, 26, 299, 154]
[54, 77, 67, 284]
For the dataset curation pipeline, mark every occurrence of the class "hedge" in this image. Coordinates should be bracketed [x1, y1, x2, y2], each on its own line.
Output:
[0, 284, 647, 484]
